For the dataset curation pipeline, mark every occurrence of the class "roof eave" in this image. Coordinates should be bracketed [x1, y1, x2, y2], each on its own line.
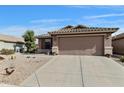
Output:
[36, 36, 51, 39]
[0, 40, 25, 43]
[49, 30, 118, 35]
[112, 33, 124, 40]
[35, 34, 51, 39]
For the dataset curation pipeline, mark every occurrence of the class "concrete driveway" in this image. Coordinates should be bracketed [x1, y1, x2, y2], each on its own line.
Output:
[20, 55, 124, 87]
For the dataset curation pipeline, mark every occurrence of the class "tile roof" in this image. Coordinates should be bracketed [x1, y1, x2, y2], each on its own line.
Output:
[113, 33, 124, 40]
[36, 34, 51, 38]
[0, 34, 24, 43]
[61, 25, 74, 29]
[49, 25, 119, 35]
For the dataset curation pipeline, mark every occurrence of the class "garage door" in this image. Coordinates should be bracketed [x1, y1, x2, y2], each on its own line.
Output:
[58, 36, 104, 55]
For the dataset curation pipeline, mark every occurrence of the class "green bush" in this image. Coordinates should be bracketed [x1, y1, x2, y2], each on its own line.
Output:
[0, 49, 15, 55]
[120, 56, 124, 62]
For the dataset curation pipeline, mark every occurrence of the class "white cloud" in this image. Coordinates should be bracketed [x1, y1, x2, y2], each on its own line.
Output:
[30, 18, 71, 24]
[67, 5, 92, 8]
[0, 25, 62, 37]
[0, 26, 27, 37]
[0, 18, 72, 37]
[76, 17, 124, 34]
[67, 5, 124, 11]
[84, 13, 124, 19]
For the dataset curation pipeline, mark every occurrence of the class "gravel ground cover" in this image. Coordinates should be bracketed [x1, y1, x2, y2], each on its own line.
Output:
[0, 53, 53, 85]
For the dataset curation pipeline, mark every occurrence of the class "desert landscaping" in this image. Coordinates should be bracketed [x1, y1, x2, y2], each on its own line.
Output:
[0, 53, 53, 85]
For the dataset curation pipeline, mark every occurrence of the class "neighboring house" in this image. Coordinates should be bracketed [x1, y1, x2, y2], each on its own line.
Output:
[112, 33, 124, 54]
[36, 25, 119, 56]
[0, 34, 25, 52]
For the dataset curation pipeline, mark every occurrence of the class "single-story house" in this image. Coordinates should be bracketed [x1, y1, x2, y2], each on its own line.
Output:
[112, 33, 124, 54]
[0, 34, 25, 52]
[36, 25, 119, 56]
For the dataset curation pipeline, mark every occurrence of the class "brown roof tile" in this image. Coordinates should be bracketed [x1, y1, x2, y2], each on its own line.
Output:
[0, 34, 24, 43]
[73, 25, 87, 29]
[61, 25, 74, 29]
[36, 34, 51, 38]
[49, 25, 119, 35]
[113, 33, 124, 40]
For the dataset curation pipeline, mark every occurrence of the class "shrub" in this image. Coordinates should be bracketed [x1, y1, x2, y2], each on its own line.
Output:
[120, 56, 124, 62]
[0, 49, 15, 55]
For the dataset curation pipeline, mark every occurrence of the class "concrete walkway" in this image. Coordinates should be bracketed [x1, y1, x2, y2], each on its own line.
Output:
[0, 83, 17, 87]
[20, 55, 124, 87]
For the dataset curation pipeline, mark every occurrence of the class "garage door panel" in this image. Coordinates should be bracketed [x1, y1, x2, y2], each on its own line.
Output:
[58, 36, 104, 55]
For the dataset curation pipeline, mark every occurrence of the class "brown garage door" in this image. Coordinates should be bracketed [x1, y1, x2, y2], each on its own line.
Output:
[58, 36, 104, 55]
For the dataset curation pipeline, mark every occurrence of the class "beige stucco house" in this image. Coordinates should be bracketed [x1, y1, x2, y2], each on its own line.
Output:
[112, 33, 124, 54]
[0, 34, 25, 52]
[36, 25, 119, 56]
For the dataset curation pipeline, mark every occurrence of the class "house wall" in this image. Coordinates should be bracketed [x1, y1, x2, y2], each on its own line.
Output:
[38, 38, 51, 49]
[52, 36, 59, 54]
[52, 33, 113, 55]
[38, 38, 46, 49]
[0, 41, 16, 50]
[38, 38, 42, 49]
[0, 41, 25, 52]
[104, 34, 113, 55]
[112, 38, 124, 54]
[37, 38, 52, 53]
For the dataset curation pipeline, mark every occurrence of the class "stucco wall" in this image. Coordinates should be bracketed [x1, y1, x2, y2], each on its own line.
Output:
[52, 33, 113, 55]
[38, 38, 51, 49]
[112, 38, 124, 54]
[104, 34, 113, 55]
[104, 34, 112, 47]
[38, 38, 42, 49]
[0, 41, 16, 50]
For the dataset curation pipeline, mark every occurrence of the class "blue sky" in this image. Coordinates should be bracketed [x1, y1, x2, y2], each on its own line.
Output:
[0, 5, 124, 37]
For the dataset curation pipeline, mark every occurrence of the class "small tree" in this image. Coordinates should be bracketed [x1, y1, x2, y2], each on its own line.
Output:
[23, 30, 36, 53]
